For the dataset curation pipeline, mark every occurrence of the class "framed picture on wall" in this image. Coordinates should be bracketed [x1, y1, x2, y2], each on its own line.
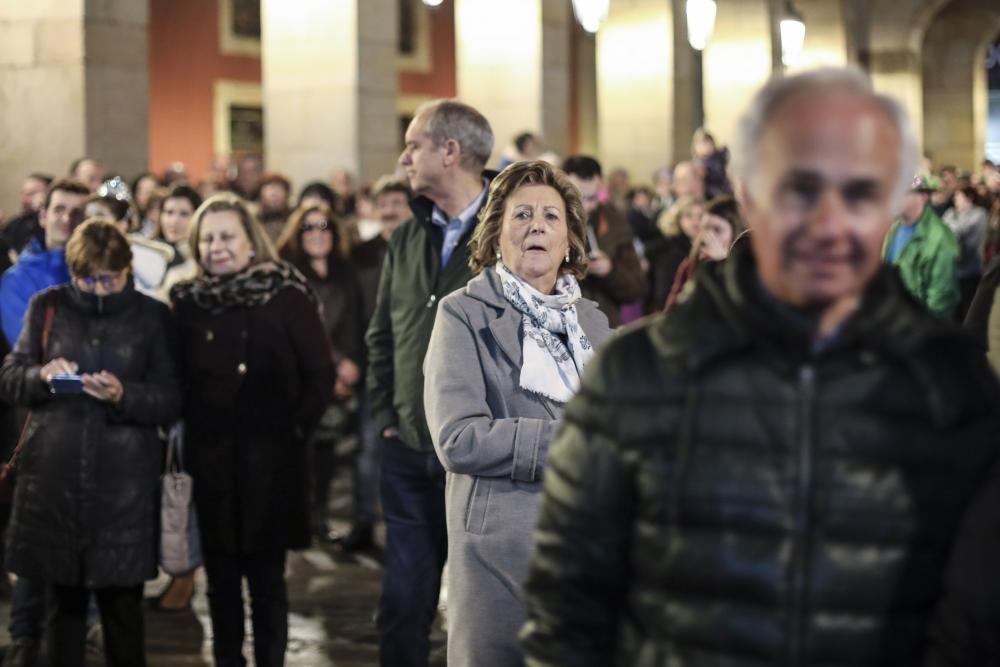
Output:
[214, 80, 264, 157]
[219, 0, 261, 57]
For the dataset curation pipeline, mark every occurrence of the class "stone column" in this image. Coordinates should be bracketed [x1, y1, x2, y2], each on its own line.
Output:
[596, 0, 679, 181]
[702, 0, 779, 147]
[261, 0, 398, 188]
[0, 0, 149, 213]
[921, 1, 1000, 171]
[454, 0, 571, 166]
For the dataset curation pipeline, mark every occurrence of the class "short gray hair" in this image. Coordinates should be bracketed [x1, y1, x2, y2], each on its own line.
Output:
[415, 100, 494, 172]
[731, 67, 919, 211]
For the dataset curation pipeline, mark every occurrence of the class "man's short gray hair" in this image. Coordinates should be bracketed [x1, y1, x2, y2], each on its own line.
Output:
[731, 67, 919, 211]
[415, 100, 495, 172]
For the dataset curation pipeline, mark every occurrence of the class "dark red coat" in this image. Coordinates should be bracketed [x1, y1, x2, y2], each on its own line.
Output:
[173, 284, 334, 554]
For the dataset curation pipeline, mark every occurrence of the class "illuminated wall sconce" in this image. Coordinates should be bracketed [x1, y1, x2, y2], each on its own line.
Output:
[572, 0, 609, 34]
[779, 2, 806, 66]
[686, 0, 717, 50]
[421, 0, 444, 7]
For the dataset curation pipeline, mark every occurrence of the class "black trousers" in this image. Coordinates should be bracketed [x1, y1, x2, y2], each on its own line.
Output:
[47, 583, 145, 667]
[203, 550, 288, 667]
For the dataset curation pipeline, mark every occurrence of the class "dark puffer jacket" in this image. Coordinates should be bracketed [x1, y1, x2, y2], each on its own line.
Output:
[521, 244, 1000, 666]
[0, 283, 181, 588]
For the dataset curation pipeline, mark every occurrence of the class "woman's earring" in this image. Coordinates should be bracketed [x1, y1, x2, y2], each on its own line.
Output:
[496, 248, 501, 260]
[565, 249, 570, 264]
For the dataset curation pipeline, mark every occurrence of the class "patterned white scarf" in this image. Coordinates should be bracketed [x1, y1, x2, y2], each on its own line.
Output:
[495, 263, 594, 404]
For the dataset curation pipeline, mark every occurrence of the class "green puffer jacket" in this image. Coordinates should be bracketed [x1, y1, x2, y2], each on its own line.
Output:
[365, 188, 490, 452]
[882, 205, 960, 318]
[521, 244, 1000, 666]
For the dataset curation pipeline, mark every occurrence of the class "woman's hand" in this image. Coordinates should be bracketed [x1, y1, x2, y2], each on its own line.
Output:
[40, 358, 79, 384]
[333, 358, 361, 400]
[81, 371, 124, 404]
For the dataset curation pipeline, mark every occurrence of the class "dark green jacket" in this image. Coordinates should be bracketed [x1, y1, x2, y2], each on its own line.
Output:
[365, 188, 489, 452]
[883, 205, 960, 318]
[522, 243, 1000, 666]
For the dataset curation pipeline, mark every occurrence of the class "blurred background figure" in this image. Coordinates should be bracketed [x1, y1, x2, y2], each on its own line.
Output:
[665, 196, 745, 311]
[498, 131, 542, 170]
[230, 154, 263, 202]
[691, 128, 732, 198]
[276, 204, 364, 546]
[256, 172, 293, 242]
[68, 158, 105, 193]
[648, 196, 705, 313]
[330, 169, 358, 218]
[943, 185, 990, 320]
[562, 155, 645, 327]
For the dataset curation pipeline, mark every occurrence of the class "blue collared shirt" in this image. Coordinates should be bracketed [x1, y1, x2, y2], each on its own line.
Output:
[432, 181, 488, 267]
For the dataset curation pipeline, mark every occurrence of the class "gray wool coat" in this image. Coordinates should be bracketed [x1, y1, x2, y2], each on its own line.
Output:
[424, 267, 613, 667]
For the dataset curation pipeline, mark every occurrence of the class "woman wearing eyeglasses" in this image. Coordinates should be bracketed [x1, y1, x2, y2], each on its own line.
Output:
[275, 204, 364, 542]
[0, 218, 181, 666]
[171, 193, 334, 667]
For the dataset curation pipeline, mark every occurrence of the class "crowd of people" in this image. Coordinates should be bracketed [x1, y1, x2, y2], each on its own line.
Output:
[1, 64, 1000, 666]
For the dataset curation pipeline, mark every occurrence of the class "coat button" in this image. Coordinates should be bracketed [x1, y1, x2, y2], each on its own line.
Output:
[237, 363, 247, 375]
[240, 330, 248, 339]
[206, 330, 214, 342]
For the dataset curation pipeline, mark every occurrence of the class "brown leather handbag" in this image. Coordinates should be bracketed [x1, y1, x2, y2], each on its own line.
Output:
[0, 292, 56, 501]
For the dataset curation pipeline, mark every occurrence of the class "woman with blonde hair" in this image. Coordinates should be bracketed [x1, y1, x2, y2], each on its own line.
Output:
[171, 193, 334, 667]
[424, 160, 613, 666]
[647, 195, 705, 311]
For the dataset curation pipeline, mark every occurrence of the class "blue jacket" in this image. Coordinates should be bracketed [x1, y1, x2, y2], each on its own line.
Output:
[0, 239, 70, 346]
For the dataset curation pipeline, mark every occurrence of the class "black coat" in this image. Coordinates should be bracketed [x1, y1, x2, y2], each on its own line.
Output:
[173, 282, 334, 554]
[521, 244, 1000, 666]
[0, 283, 181, 588]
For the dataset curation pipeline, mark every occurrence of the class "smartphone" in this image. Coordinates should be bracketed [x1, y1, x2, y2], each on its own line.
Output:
[50, 374, 84, 394]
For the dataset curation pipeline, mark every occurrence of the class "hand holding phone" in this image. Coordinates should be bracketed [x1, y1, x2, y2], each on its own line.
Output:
[81, 371, 124, 404]
[42, 357, 79, 388]
[49, 374, 83, 394]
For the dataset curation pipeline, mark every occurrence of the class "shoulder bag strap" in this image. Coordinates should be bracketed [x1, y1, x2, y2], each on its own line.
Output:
[6, 291, 57, 467]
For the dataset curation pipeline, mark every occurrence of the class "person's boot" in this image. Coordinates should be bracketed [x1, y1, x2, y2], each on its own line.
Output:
[1, 638, 38, 667]
[339, 523, 375, 552]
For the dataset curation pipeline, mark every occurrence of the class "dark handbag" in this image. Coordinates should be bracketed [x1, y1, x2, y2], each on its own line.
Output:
[0, 292, 56, 501]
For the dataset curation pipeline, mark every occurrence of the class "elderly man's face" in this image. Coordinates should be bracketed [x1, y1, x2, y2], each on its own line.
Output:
[744, 90, 901, 311]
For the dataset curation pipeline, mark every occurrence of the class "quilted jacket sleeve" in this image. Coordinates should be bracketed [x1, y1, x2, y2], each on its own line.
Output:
[520, 356, 634, 666]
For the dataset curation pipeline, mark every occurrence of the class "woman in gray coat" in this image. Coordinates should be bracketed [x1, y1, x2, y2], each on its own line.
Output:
[424, 160, 613, 666]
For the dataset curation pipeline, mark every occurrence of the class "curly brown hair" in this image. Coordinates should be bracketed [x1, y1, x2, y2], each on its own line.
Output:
[468, 160, 589, 279]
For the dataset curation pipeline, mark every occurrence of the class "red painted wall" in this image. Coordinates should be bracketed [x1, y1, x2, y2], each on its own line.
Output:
[148, 1, 456, 181]
[148, 0, 260, 182]
[399, 3, 457, 99]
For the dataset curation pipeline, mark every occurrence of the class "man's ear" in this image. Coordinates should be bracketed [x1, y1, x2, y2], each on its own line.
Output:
[442, 138, 462, 168]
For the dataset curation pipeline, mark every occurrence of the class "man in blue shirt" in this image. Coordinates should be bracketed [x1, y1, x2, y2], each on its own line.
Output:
[0, 179, 88, 348]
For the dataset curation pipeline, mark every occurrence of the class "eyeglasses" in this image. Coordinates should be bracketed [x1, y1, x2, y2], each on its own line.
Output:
[301, 220, 330, 232]
[77, 274, 120, 290]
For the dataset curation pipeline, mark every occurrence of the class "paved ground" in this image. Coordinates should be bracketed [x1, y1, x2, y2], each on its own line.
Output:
[0, 469, 447, 666]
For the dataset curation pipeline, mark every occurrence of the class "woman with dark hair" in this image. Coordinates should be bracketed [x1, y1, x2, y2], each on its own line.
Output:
[296, 181, 338, 212]
[154, 185, 203, 303]
[276, 205, 364, 541]
[423, 160, 613, 666]
[171, 193, 334, 667]
[84, 179, 176, 298]
[943, 185, 989, 320]
[131, 172, 160, 237]
[0, 218, 181, 666]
